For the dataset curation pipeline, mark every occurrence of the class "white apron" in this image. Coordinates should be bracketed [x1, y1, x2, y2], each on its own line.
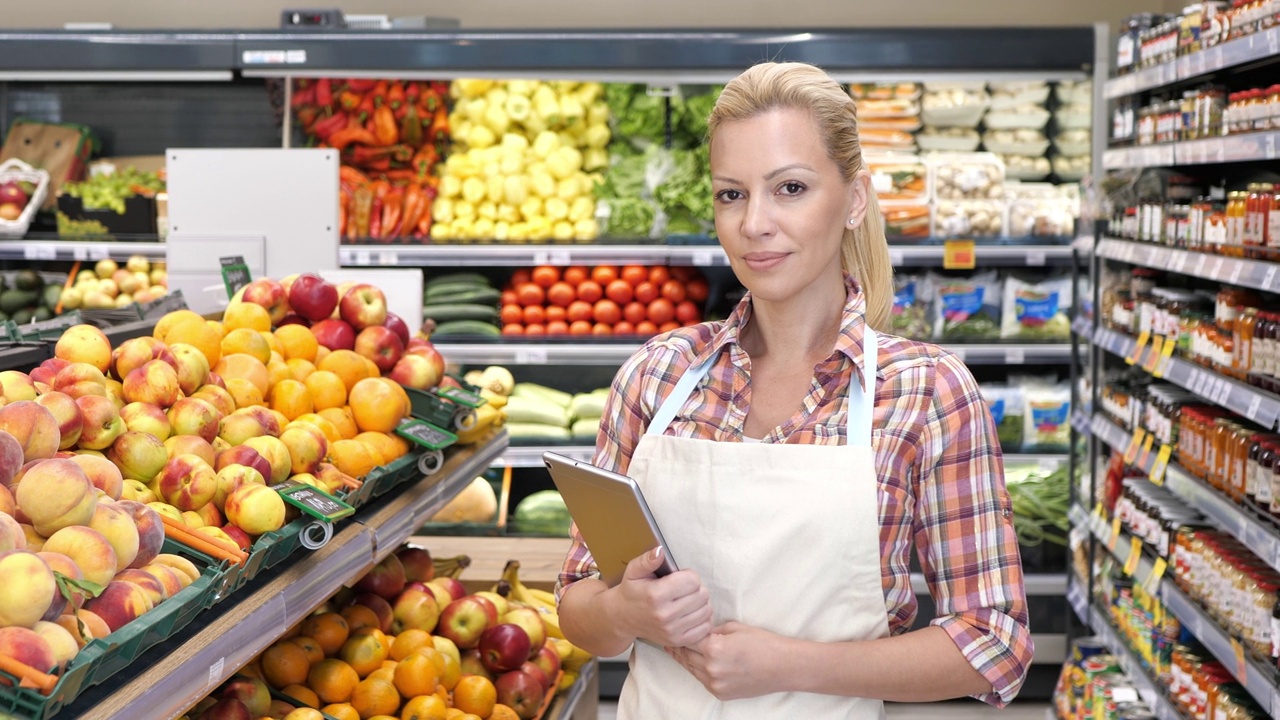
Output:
[618, 328, 889, 719]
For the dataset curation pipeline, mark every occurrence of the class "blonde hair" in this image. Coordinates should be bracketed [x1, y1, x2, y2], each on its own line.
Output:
[707, 62, 893, 331]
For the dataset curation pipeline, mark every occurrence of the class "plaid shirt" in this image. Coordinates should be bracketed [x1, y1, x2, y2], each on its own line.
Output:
[557, 275, 1033, 706]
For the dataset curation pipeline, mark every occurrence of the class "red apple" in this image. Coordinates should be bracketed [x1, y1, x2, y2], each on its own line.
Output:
[276, 313, 309, 327]
[460, 648, 494, 680]
[427, 576, 467, 603]
[339, 284, 387, 330]
[200, 697, 253, 720]
[383, 312, 411, 345]
[354, 325, 404, 373]
[310, 318, 355, 351]
[218, 676, 271, 717]
[220, 523, 253, 552]
[479, 623, 531, 674]
[396, 546, 433, 583]
[389, 354, 442, 391]
[502, 606, 547, 660]
[438, 376, 462, 390]
[532, 642, 562, 686]
[436, 595, 493, 649]
[496, 666, 546, 718]
[354, 553, 405, 600]
[350, 592, 394, 633]
[471, 595, 499, 627]
[287, 273, 339, 322]
[519, 660, 550, 693]
[240, 279, 289, 325]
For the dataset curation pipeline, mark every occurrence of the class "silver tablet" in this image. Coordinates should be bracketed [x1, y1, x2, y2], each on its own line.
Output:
[543, 451, 679, 587]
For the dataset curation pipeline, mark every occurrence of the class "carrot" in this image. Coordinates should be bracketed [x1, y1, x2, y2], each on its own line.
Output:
[0, 654, 58, 695]
[160, 515, 247, 566]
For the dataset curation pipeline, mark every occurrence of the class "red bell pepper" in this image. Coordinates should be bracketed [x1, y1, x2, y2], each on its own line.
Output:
[338, 90, 364, 113]
[387, 81, 406, 110]
[346, 79, 376, 93]
[311, 112, 348, 142]
[381, 187, 403, 238]
[369, 194, 384, 239]
[291, 84, 316, 108]
[315, 78, 333, 108]
[429, 106, 450, 145]
[372, 105, 399, 146]
[328, 127, 379, 151]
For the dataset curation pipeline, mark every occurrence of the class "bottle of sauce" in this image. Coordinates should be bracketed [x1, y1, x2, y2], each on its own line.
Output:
[1227, 191, 1247, 249]
[1259, 182, 1275, 249]
[1245, 183, 1262, 250]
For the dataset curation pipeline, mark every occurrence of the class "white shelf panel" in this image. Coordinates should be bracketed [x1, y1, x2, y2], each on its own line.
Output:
[1103, 131, 1280, 169]
[0, 240, 167, 262]
[1096, 237, 1280, 294]
[1104, 28, 1280, 99]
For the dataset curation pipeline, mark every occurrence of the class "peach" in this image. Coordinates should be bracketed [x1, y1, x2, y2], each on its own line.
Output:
[292, 414, 342, 444]
[163, 435, 216, 467]
[204, 372, 226, 390]
[0, 401, 61, 463]
[0, 430, 24, 489]
[107, 431, 169, 483]
[103, 377, 127, 412]
[218, 410, 273, 447]
[123, 360, 182, 408]
[0, 550, 57, 628]
[0, 512, 25, 552]
[191, 385, 236, 418]
[33, 391, 84, 450]
[115, 568, 168, 605]
[70, 453, 124, 501]
[213, 463, 266, 512]
[120, 479, 156, 504]
[83, 579, 153, 632]
[119, 401, 171, 441]
[42, 525, 117, 588]
[15, 458, 96, 536]
[38, 551, 86, 610]
[53, 614, 92, 649]
[52, 362, 108, 400]
[242, 436, 291, 484]
[149, 553, 200, 585]
[110, 336, 177, 382]
[211, 437, 231, 453]
[241, 407, 282, 438]
[87, 502, 140, 571]
[21, 524, 44, 552]
[32, 620, 79, 671]
[168, 343, 211, 396]
[136, 563, 184, 598]
[315, 464, 356, 495]
[0, 482, 13, 515]
[76, 395, 125, 451]
[28, 358, 68, 387]
[0, 370, 37, 402]
[54, 324, 112, 373]
[225, 482, 286, 536]
[156, 454, 218, 511]
[280, 425, 328, 476]
[221, 523, 252, 551]
[348, 378, 410, 434]
[180, 510, 204, 528]
[195, 502, 223, 528]
[116, 499, 164, 569]
[167, 397, 223, 444]
[0, 626, 57, 675]
[215, 446, 273, 485]
[194, 525, 241, 554]
[146, 501, 183, 524]
[72, 608, 111, 642]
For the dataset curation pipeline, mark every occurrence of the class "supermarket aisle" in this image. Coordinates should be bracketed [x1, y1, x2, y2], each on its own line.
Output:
[595, 700, 1052, 718]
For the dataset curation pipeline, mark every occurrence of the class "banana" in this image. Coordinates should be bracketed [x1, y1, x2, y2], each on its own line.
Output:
[562, 644, 593, 673]
[500, 559, 592, 664]
[432, 553, 472, 580]
[558, 670, 578, 693]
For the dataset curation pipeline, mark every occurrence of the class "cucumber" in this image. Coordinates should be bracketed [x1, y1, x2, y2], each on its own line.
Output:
[423, 303, 501, 324]
[430, 320, 501, 338]
[505, 395, 570, 427]
[425, 281, 494, 300]
[422, 287, 502, 306]
[504, 422, 572, 441]
[512, 382, 574, 408]
[425, 272, 491, 288]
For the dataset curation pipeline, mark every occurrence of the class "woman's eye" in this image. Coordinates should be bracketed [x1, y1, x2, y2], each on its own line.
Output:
[715, 189, 742, 202]
[780, 182, 805, 195]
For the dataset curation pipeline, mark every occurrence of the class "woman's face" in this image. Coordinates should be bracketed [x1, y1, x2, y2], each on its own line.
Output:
[709, 107, 868, 304]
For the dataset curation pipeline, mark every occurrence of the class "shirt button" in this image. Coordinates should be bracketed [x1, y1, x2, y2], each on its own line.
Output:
[1001, 507, 1013, 519]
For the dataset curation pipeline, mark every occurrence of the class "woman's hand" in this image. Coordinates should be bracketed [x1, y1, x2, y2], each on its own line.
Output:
[665, 622, 789, 701]
[612, 547, 713, 648]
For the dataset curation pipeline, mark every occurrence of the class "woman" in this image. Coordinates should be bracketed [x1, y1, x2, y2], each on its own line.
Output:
[557, 62, 1032, 717]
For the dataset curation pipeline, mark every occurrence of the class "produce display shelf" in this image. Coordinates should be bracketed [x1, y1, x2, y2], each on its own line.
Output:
[1103, 26, 1280, 99]
[57, 433, 508, 720]
[340, 242, 1081, 268]
[436, 341, 1074, 366]
[1091, 412, 1280, 575]
[1076, 503, 1279, 715]
[545, 659, 598, 720]
[0, 239, 167, 262]
[1093, 326, 1280, 430]
[1102, 130, 1280, 169]
[1096, 237, 1280, 295]
[498, 444, 1068, 468]
[0, 343, 51, 372]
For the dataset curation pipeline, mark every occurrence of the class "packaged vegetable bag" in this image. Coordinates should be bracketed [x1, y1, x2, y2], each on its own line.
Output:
[928, 271, 1002, 341]
[1001, 275, 1073, 341]
[890, 274, 932, 340]
[1021, 380, 1072, 453]
[979, 383, 1026, 454]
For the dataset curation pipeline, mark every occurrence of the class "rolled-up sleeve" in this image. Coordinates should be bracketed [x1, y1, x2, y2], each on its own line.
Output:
[915, 351, 1033, 707]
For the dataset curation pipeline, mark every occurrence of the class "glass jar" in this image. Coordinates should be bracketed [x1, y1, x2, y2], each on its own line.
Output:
[1138, 104, 1157, 145]
[1258, 183, 1275, 248]
[1227, 191, 1248, 247]
[1118, 15, 1144, 74]
[1206, 201, 1228, 249]
[1270, 183, 1280, 252]
[1200, 85, 1228, 137]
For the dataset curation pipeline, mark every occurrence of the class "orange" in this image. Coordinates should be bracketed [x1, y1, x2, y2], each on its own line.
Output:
[488, 706, 520, 720]
[153, 309, 205, 342]
[350, 677, 400, 719]
[270, 379, 315, 421]
[317, 350, 373, 394]
[222, 328, 272, 365]
[341, 629, 390, 677]
[261, 640, 312, 689]
[267, 358, 294, 390]
[305, 371, 348, 411]
[289, 635, 326, 664]
[328, 438, 383, 479]
[362, 356, 381, 381]
[206, 319, 224, 337]
[225, 377, 266, 409]
[319, 407, 360, 439]
[309, 658, 360, 704]
[322, 704, 361, 720]
[340, 604, 382, 635]
[392, 651, 440, 698]
[399, 694, 448, 720]
[315, 345, 331, 365]
[287, 358, 317, 381]
[294, 413, 343, 443]
[216, 353, 270, 395]
[161, 316, 223, 367]
[282, 709, 325, 720]
[224, 301, 272, 333]
[261, 330, 285, 357]
[436, 650, 461, 691]
[281, 683, 320, 708]
[349, 378, 410, 433]
[451, 675, 496, 717]
[276, 324, 320, 362]
[369, 663, 397, 683]
[301, 611, 350, 657]
[389, 629, 433, 661]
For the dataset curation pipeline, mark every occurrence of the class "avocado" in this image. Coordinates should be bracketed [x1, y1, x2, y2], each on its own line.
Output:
[13, 270, 43, 292]
[0, 311, 10, 323]
[31, 306, 52, 322]
[11, 308, 35, 325]
[0, 289, 37, 315]
[41, 285, 61, 310]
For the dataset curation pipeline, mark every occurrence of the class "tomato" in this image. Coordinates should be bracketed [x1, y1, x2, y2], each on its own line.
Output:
[685, 278, 709, 303]
[516, 283, 545, 307]
[510, 269, 532, 286]
[567, 300, 594, 323]
[499, 305, 523, 325]
[547, 281, 576, 308]
[659, 321, 681, 334]
[605, 280, 633, 305]
[591, 265, 618, 285]
[502, 323, 525, 336]
[634, 282, 659, 304]
[531, 266, 560, 288]
[635, 320, 658, 336]
[576, 280, 603, 303]
[675, 300, 701, 325]
[660, 280, 686, 303]
[568, 320, 593, 336]
[620, 265, 649, 286]
[563, 266, 590, 285]
[670, 266, 698, 282]
[622, 301, 647, 325]
[546, 320, 570, 335]
[544, 305, 567, 323]
[613, 320, 636, 336]
[592, 323, 613, 336]
[522, 305, 545, 325]
[649, 266, 671, 285]
[500, 290, 518, 306]
[647, 298, 675, 325]
[524, 323, 546, 336]
[593, 299, 622, 325]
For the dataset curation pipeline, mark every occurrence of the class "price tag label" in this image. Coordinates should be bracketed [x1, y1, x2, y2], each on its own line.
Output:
[1126, 331, 1150, 365]
[22, 245, 38, 260]
[1109, 516, 1123, 551]
[273, 479, 355, 522]
[208, 657, 225, 687]
[1154, 338, 1178, 378]
[1004, 348, 1025, 364]
[354, 250, 371, 266]
[692, 250, 714, 266]
[1230, 261, 1244, 285]
[514, 347, 548, 364]
[1230, 637, 1248, 684]
[1139, 431, 1155, 467]
[1145, 557, 1168, 595]
[219, 256, 252, 300]
[549, 250, 571, 265]
[1214, 378, 1232, 405]
[1144, 337, 1165, 372]
[377, 251, 397, 266]
[1210, 256, 1226, 279]
[1026, 250, 1046, 266]
[88, 245, 110, 261]
[1150, 444, 1172, 486]
[1124, 537, 1143, 576]
[889, 249, 904, 266]
[532, 251, 549, 265]
[394, 418, 457, 450]
[1193, 254, 1208, 274]
[1248, 395, 1262, 422]
[1264, 266, 1278, 291]
[1172, 252, 1188, 273]
[943, 240, 976, 270]
[1266, 133, 1277, 161]
[72, 246, 88, 261]
[1125, 428, 1147, 465]
[437, 385, 485, 408]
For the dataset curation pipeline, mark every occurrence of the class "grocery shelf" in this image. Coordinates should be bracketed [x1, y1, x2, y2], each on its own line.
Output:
[1093, 326, 1280, 430]
[63, 433, 508, 719]
[1096, 237, 1280, 294]
[1085, 601, 1189, 720]
[437, 341, 1074, 366]
[907, 572, 1065, 597]
[1102, 130, 1280, 169]
[339, 242, 1081, 268]
[0, 239, 167, 262]
[501, 444, 595, 467]
[1066, 569, 1090, 626]
[1071, 314, 1093, 339]
[1103, 26, 1280, 99]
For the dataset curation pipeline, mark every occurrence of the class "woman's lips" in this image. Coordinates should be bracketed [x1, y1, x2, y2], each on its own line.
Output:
[742, 252, 790, 271]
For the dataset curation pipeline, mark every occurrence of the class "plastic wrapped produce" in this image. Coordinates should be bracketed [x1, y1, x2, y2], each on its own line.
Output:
[1006, 183, 1076, 237]
[929, 270, 1002, 341]
[1052, 155, 1091, 182]
[1000, 154, 1052, 181]
[984, 105, 1052, 130]
[891, 274, 932, 340]
[866, 155, 929, 201]
[1052, 128, 1091, 157]
[983, 129, 1050, 156]
[921, 82, 990, 128]
[933, 199, 1005, 238]
[1001, 275, 1073, 340]
[882, 202, 931, 239]
[917, 127, 982, 152]
[927, 152, 1005, 200]
[980, 383, 1027, 453]
[1021, 380, 1072, 453]
[988, 82, 1050, 110]
[849, 82, 921, 100]
[1053, 80, 1093, 107]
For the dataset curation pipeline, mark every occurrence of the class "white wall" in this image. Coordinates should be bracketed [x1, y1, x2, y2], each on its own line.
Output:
[12, 0, 1162, 30]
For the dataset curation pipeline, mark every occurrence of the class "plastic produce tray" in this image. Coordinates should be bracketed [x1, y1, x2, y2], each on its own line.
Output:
[368, 449, 430, 499]
[0, 539, 226, 719]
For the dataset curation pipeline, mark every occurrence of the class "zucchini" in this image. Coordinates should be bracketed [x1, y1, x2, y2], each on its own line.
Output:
[430, 320, 501, 338]
[505, 422, 572, 441]
[512, 382, 573, 408]
[569, 391, 609, 421]
[426, 272, 491, 288]
[571, 417, 601, 441]
[423, 287, 502, 306]
[423, 303, 501, 324]
[504, 395, 570, 427]
[426, 281, 495, 301]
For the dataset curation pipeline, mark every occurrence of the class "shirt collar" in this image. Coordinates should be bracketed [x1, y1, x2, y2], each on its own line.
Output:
[694, 273, 872, 376]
